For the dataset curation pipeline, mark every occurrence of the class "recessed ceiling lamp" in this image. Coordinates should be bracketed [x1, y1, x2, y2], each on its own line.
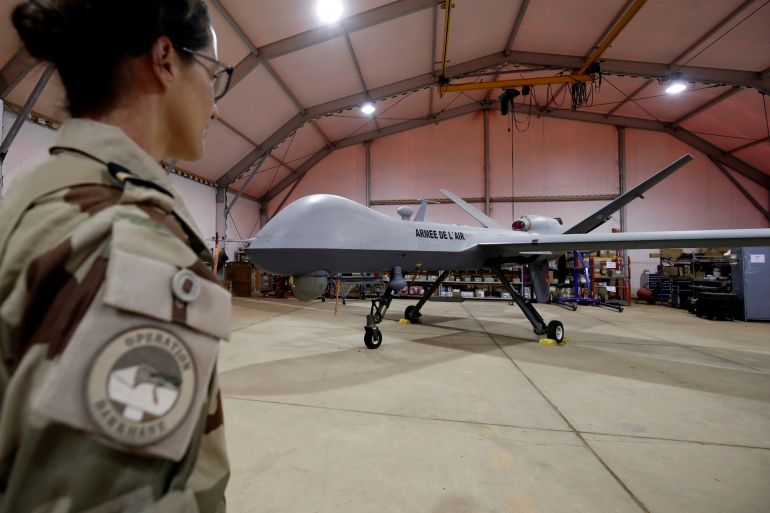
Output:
[316, 0, 343, 23]
[361, 102, 376, 115]
[664, 73, 687, 94]
[665, 81, 687, 94]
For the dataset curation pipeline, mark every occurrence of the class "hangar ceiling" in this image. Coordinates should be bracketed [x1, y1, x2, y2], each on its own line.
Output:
[1, 0, 769, 204]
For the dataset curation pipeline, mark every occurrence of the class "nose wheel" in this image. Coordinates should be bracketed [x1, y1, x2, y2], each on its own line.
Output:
[546, 320, 565, 344]
[364, 326, 382, 349]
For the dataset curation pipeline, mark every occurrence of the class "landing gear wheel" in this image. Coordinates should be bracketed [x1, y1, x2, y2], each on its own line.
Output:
[405, 305, 422, 322]
[618, 306, 624, 313]
[364, 327, 382, 349]
[546, 320, 565, 344]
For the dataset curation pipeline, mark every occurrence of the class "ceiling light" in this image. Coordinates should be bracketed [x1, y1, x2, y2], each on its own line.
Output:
[316, 0, 343, 23]
[665, 81, 687, 94]
[361, 102, 376, 115]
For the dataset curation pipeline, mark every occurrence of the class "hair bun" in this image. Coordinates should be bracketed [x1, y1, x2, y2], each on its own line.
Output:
[12, 1, 65, 61]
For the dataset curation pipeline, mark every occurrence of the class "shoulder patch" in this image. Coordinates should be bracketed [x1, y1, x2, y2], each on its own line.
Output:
[86, 327, 196, 446]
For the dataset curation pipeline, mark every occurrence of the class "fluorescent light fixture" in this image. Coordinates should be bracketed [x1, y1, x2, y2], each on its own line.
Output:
[665, 81, 687, 94]
[316, 0, 343, 23]
[361, 102, 376, 115]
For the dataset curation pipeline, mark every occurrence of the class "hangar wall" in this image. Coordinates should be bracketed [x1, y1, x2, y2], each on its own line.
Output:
[0, 109, 259, 259]
[267, 111, 770, 294]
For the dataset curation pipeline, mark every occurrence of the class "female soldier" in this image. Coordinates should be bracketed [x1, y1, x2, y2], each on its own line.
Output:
[0, 1, 232, 511]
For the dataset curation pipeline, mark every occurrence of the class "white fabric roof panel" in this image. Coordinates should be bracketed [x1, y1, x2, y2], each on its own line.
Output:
[216, 64, 299, 145]
[220, 0, 393, 48]
[349, 9, 434, 90]
[512, 0, 628, 57]
[314, 112, 374, 141]
[615, 83, 736, 123]
[436, 0, 523, 66]
[207, 2, 251, 65]
[602, 0, 751, 64]
[269, 121, 327, 165]
[267, 36, 363, 108]
[178, 120, 255, 181]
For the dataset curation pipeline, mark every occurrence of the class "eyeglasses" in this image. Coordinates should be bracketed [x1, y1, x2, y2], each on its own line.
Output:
[177, 46, 233, 101]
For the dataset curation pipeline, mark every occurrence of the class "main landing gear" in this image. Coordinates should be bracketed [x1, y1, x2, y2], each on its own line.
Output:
[363, 266, 566, 349]
[491, 266, 565, 344]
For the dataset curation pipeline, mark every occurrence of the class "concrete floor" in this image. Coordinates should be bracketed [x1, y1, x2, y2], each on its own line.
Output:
[220, 297, 770, 513]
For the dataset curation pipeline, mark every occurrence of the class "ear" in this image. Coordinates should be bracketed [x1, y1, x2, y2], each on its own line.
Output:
[149, 36, 177, 92]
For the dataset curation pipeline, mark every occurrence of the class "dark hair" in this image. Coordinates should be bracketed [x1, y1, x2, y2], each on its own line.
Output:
[12, 0, 211, 117]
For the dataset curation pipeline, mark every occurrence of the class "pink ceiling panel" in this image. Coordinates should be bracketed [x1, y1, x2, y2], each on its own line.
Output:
[437, 0, 523, 67]
[733, 143, 770, 175]
[178, 119, 255, 180]
[685, 3, 770, 71]
[603, 0, 747, 64]
[314, 113, 373, 142]
[349, 10, 433, 90]
[624, 83, 736, 123]
[221, 0, 392, 48]
[688, 129, 757, 153]
[684, 88, 769, 141]
[206, 1, 251, 65]
[513, 0, 626, 57]
[216, 64, 299, 145]
[268, 36, 362, 108]
[732, 168, 770, 210]
[236, 155, 288, 198]
[269, 122, 327, 165]
[6, 64, 69, 122]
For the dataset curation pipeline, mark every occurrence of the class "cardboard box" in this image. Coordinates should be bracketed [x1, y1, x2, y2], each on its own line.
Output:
[661, 248, 684, 259]
[461, 291, 474, 298]
[475, 290, 485, 298]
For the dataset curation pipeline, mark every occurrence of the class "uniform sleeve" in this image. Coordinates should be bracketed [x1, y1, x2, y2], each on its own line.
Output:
[0, 185, 230, 513]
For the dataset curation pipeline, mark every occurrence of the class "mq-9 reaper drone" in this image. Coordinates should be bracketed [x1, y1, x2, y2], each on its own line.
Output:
[243, 155, 770, 349]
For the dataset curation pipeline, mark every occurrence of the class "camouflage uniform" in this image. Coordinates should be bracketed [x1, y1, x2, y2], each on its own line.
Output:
[0, 119, 230, 512]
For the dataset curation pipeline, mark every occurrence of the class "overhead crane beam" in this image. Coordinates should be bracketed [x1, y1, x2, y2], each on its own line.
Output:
[439, 74, 594, 93]
[545, 0, 642, 107]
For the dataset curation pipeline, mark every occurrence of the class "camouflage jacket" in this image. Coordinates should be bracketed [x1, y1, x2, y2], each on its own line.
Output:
[0, 119, 230, 512]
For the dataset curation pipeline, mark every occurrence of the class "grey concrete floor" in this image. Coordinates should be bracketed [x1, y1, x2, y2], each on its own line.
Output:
[220, 297, 770, 513]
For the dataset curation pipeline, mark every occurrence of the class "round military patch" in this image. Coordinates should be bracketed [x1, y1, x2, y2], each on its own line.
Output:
[86, 327, 196, 446]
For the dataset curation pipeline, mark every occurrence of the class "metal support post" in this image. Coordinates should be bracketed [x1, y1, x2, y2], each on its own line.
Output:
[617, 126, 629, 300]
[215, 186, 227, 249]
[365, 140, 372, 207]
[483, 109, 490, 215]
